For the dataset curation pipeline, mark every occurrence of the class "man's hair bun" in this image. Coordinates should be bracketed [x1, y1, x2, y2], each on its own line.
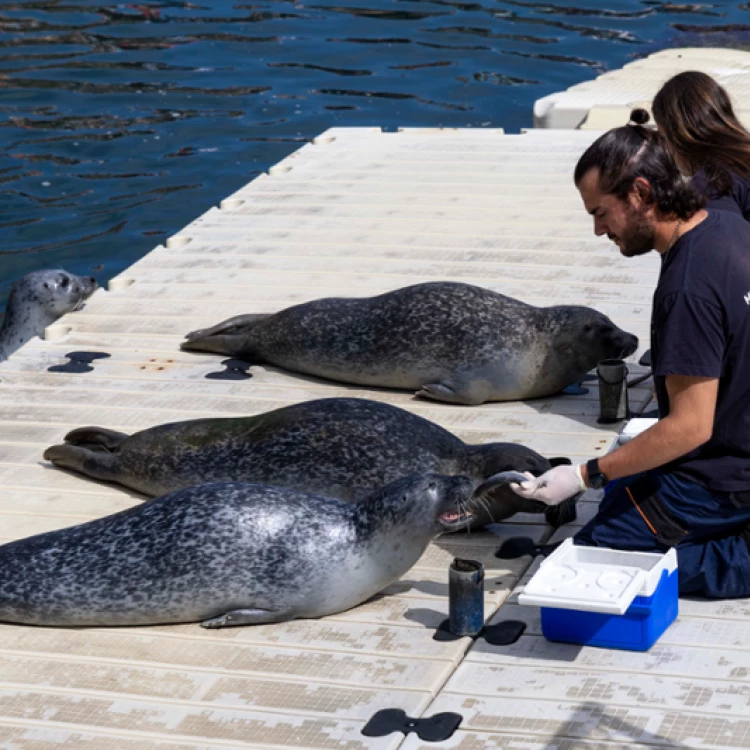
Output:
[629, 108, 651, 126]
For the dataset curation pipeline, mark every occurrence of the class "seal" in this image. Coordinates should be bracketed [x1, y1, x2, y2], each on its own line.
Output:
[180, 281, 639, 404]
[43, 396, 572, 529]
[0, 269, 97, 361]
[0, 473, 476, 628]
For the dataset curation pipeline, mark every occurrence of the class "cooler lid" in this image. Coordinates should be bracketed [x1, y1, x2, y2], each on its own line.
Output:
[518, 539, 661, 615]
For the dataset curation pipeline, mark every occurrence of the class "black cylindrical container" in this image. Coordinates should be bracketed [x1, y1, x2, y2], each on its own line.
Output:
[597, 358, 629, 423]
[448, 558, 484, 636]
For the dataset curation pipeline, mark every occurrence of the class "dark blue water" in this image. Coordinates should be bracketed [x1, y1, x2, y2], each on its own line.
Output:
[1, 0, 748, 307]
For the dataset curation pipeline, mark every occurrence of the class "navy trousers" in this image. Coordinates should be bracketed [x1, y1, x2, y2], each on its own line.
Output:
[574, 470, 750, 599]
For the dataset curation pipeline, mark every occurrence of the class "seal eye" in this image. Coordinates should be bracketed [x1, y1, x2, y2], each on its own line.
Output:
[60, 276, 69, 288]
[583, 324, 593, 333]
[428, 481, 437, 491]
[43, 282, 49, 289]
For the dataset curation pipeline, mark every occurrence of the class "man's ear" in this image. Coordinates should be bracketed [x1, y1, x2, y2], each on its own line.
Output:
[630, 176, 653, 208]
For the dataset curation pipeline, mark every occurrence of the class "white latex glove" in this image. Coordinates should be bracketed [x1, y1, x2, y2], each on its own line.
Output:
[509, 464, 586, 506]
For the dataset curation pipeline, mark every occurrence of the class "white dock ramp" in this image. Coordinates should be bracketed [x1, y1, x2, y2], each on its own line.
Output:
[0, 126, 742, 749]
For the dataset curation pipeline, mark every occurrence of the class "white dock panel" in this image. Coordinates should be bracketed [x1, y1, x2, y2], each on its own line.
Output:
[534, 47, 750, 129]
[0, 126, 668, 748]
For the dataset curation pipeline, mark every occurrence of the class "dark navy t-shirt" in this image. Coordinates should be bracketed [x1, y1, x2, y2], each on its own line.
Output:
[652, 210, 750, 491]
[692, 169, 750, 221]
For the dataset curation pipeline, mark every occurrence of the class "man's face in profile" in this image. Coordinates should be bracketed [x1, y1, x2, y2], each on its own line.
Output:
[578, 168, 656, 258]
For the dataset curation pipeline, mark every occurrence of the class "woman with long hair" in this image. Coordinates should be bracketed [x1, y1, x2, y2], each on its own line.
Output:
[645, 70, 750, 220]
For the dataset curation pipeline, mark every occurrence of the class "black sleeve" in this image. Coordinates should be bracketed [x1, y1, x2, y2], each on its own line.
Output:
[652, 291, 724, 379]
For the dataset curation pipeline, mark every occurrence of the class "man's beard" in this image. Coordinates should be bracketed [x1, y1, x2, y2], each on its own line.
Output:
[615, 206, 656, 257]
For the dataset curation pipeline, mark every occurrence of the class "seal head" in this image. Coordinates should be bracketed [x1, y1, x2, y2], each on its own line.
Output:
[0, 270, 97, 361]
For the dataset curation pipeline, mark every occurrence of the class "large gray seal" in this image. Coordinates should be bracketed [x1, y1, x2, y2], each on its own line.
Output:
[0, 474, 476, 628]
[180, 281, 639, 405]
[0, 269, 97, 361]
[43, 397, 573, 529]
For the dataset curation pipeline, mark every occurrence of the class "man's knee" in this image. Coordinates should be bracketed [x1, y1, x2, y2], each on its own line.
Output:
[678, 537, 750, 599]
[573, 475, 665, 553]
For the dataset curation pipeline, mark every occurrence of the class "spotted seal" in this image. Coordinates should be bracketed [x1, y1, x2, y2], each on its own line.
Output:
[180, 281, 639, 404]
[0, 269, 97, 361]
[43, 397, 573, 529]
[0, 474, 476, 628]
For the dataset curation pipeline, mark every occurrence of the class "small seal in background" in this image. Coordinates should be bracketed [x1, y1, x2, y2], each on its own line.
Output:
[0, 270, 97, 361]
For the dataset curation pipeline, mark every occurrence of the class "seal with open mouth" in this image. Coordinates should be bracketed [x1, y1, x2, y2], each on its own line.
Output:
[0, 473, 477, 628]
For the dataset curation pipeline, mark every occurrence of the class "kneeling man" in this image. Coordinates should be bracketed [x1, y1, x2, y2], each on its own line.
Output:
[512, 117, 750, 599]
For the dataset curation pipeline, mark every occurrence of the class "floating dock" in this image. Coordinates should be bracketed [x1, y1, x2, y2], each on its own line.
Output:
[535, 46, 750, 130]
[0, 100, 746, 747]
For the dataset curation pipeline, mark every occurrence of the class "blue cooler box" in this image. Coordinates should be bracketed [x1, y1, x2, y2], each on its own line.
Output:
[518, 539, 678, 651]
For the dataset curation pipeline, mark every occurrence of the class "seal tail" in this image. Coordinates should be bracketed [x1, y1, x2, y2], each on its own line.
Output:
[43, 443, 119, 483]
[61, 426, 129, 452]
[180, 313, 270, 356]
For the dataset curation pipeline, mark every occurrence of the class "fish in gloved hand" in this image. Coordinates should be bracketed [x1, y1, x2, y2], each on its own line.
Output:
[510, 464, 587, 506]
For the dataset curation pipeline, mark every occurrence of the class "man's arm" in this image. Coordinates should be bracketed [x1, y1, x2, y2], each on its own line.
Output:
[511, 374, 718, 504]
[585, 374, 718, 484]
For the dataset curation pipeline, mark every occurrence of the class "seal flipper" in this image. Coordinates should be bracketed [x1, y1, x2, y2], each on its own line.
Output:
[183, 314, 270, 342]
[417, 382, 485, 406]
[201, 607, 287, 629]
[63, 426, 129, 452]
[181, 313, 270, 357]
[43, 443, 119, 482]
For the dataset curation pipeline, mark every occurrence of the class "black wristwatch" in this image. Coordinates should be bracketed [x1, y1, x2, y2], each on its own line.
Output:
[586, 458, 609, 490]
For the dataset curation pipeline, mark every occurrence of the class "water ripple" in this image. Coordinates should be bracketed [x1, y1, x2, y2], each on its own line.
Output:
[0, 0, 748, 304]
[427, 26, 558, 43]
[269, 61, 373, 76]
[310, 5, 452, 20]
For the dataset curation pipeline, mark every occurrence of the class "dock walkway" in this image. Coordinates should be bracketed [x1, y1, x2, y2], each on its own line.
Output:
[0, 124, 745, 749]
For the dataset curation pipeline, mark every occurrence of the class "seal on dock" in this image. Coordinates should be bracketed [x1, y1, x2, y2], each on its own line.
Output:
[0, 474, 476, 628]
[179, 282, 638, 404]
[43, 397, 572, 529]
[0, 270, 97, 361]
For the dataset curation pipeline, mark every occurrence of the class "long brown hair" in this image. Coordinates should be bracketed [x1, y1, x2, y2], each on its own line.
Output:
[652, 71, 750, 195]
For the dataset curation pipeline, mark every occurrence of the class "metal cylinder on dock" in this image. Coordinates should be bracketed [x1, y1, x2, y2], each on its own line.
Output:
[448, 558, 484, 636]
[597, 358, 629, 423]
